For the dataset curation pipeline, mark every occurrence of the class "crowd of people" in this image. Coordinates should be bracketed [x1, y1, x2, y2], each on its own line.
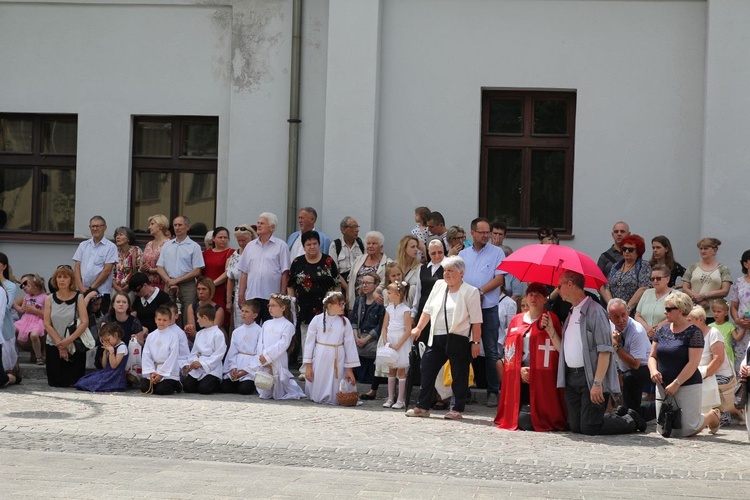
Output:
[0, 210, 748, 442]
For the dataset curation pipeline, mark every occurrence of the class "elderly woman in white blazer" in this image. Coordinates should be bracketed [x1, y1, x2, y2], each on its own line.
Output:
[405, 256, 483, 420]
[346, 231, 391, 307]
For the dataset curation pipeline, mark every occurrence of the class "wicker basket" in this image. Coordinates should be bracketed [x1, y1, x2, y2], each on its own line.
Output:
[255, 371, 275, 392]
[337, 391, 359, 406]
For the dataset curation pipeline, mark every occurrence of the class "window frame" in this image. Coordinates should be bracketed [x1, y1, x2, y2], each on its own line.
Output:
[479, 89, 576, 238]
[0, 112, 78, 236]
[130, 115, 219, 237]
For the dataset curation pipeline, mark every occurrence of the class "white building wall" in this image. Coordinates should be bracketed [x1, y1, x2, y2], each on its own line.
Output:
[702, 0, 750, 271]
[373, 0, 707, 260]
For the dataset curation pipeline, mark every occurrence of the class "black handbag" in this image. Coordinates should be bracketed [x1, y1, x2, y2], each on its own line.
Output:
[657, 390, 682, 438]
[735, 379, 748, 410]
[442, 287, 469, 357]
[65, 293, 89, 353]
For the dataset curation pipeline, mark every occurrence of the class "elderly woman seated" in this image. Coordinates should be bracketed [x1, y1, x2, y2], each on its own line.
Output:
[494, 283, 567, 431]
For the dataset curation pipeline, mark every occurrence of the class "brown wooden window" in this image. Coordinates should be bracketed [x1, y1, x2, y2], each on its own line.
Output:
[480, 90, 576, 236]
[0, 113, 77, 233]
[131, 116, 218, 237]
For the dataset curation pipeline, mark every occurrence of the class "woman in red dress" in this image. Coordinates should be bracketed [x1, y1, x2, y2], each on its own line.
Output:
[495, 282, 567, 431]
[202, 226, 235, 327]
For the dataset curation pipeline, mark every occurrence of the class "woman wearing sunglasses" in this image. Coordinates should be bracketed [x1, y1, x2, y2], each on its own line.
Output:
[600, 234, 652, 315]
[635, 264, 674, 340]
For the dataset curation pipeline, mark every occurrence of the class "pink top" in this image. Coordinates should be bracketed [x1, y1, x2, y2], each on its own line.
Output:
[142, 239, 166, 289]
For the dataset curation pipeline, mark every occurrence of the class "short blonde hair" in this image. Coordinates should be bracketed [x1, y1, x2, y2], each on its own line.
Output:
[664, 291, 693, 316]
[148, 214, 170, 236]
[688, 305, 706, 322]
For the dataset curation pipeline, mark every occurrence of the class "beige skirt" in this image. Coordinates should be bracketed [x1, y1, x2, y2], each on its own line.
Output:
[655, 383, 704, 437]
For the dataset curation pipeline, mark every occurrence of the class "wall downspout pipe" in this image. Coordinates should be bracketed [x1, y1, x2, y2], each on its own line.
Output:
[287, 0, 303, 236]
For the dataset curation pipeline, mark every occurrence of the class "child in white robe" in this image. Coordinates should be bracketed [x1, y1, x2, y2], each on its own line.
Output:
[222, 300, 262, 395]
[257, 294, 305, 400]
[183, 304, 227, 394]
[140, 306, 182, 395]
[165, 301, 190, 370]
[304, 292, 360, 404]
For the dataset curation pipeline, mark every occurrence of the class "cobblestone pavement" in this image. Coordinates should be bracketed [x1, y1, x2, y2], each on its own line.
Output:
[1, 380, 748, 498]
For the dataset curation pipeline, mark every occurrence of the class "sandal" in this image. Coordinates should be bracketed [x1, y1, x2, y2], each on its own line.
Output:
[36, 359, 45, 366]
[405, 407, 430, 418]
[444, 410, 463, 420]
[708, 408, 720, 434]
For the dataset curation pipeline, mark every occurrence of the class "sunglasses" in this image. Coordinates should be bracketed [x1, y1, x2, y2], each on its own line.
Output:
[621, 247, 637, 253]
[235, 226, 251, 232]
[20, 280, 29, 288]
[650, 276, 667, 282]
[57, 264, 73, 269]
[664, 306, 678, 312]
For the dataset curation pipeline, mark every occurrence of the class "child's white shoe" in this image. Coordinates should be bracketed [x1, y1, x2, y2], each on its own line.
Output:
[392, 401, 405, 409]
[382, 400, 394, 408]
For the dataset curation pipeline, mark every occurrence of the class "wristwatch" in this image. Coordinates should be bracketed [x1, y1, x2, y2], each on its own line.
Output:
[470, 340, 481, 345]
[592, 380, 602, 387]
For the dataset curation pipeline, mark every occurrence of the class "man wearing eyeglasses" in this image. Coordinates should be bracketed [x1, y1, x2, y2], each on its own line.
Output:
[556, 270, 646, 434]
[459, 217, 505, 408]
[329, 216, 364, 296]
[607, 298, 651, 418]
[73, 215, 118, 311]
[597, 221, 630, 278]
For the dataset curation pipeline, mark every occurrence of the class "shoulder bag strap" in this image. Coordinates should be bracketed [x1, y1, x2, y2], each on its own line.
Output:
[442, 285, 450, 333]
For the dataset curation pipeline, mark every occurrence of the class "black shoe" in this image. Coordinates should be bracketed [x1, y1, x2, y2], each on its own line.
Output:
[628, 408, 647, 432]
[614, 405, 628, 417]
[359, 392, 376, 400]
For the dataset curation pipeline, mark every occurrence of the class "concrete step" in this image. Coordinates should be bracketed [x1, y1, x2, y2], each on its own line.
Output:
[16, 358, 47, 381]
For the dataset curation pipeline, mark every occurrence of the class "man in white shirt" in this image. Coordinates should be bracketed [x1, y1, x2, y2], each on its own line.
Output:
[556, 270, 646, 434]
[73, 215, 118, 311]
[238, 212, 291, 323]
[328, 216, 364, 296]
[156, 215, 205, 312]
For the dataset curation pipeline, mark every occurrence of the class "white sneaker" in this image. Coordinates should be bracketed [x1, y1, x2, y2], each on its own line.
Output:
[382, 400, 394, 408]
[392, 401, 405, 409]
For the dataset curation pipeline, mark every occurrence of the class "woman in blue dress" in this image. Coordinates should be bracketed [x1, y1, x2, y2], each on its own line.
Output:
[75, 323, 128, 392]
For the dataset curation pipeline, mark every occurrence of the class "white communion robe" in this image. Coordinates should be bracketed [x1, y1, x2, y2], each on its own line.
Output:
[303, 313, 360, 404]
[168, 323, 191, 370]
[186, 325, 227, 380]
[223, 323, 262, 382]
[142, 327, 181, 381]
[256, 317, 305, 400]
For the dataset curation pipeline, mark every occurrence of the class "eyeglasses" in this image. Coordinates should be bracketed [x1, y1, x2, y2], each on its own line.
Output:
[621, 247, 636, 253]
[20, 281, 29, 288]
[89, 224, 104, 229]
[650, 276, 667, 282]
[348, 225, 360, 229]
[235, 226, 251, 232]
[361, 280, 376, 286]
[664, 306, 678, 312]
[57, 264, 72, 270]
[453, 236, 466, 241]
[473, 231, 491, 235]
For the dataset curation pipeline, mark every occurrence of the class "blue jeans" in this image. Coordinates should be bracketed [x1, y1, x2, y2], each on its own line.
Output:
[481, 306, 499, 395]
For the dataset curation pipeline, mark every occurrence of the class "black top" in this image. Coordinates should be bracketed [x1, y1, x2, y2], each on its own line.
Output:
[132, 290, 170, 332]
[417, 263, 444, 318]
[654, 324, 704, 387]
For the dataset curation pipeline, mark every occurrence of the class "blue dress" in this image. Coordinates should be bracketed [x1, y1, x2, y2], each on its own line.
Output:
[75, 342, 128, 392]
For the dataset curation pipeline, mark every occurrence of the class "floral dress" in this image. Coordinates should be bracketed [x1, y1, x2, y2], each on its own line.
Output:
[114, 246, 143, 291]
[606, 259, 651, 305]
[728, 276, 750, 373]
[226, 250, 243, 327]
[289, 254, 340, 324]
[141, 239, 166, 289]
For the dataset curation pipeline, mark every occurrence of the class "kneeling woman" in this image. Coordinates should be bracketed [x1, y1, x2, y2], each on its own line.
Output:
[495, 283, 567, 431]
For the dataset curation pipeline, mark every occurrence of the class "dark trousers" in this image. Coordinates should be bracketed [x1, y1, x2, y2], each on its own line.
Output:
[621, 365, 651, 412]
[183, 374, 222, 395]
[46, 344, 86, 387]
[481, 306, 500, 395]
[139, 377, 182, 395]
[355, 357, 375, 384]
[221, 378, 256, 395]
[564, 369, 635, 435]
[417, 334, 471, 412]
[253, 298, 271, 325]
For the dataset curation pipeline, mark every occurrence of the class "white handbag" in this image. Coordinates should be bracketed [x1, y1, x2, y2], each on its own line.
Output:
[255, 365, 276, 392]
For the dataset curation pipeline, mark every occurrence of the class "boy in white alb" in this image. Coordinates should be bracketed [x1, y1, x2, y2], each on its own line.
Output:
[183, 304, 227, 395]
[222, 300, 263, 395]
[141, 306, 182, 395]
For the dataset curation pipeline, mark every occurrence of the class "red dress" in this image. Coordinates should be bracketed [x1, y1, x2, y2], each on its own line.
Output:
[495, 312, 568, 431]
[202, 247, 235, 326]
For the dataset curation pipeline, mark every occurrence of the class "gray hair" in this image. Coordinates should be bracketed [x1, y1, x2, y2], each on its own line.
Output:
[441, 255, 465, 273]
[427, 237, 444, 250]
[259, 212, 278, 228]
[607, 298, 628, 313]
[365, 231, 384, 247]
[204, 230, 214, 247]
[114, 226, 136, 246]
[340, 216, 354, 230]
[300, 207, 318, 221]
[175, 215, 191, 226]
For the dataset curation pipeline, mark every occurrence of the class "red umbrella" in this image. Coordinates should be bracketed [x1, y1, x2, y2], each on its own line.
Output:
[498, 244, 608, 289]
